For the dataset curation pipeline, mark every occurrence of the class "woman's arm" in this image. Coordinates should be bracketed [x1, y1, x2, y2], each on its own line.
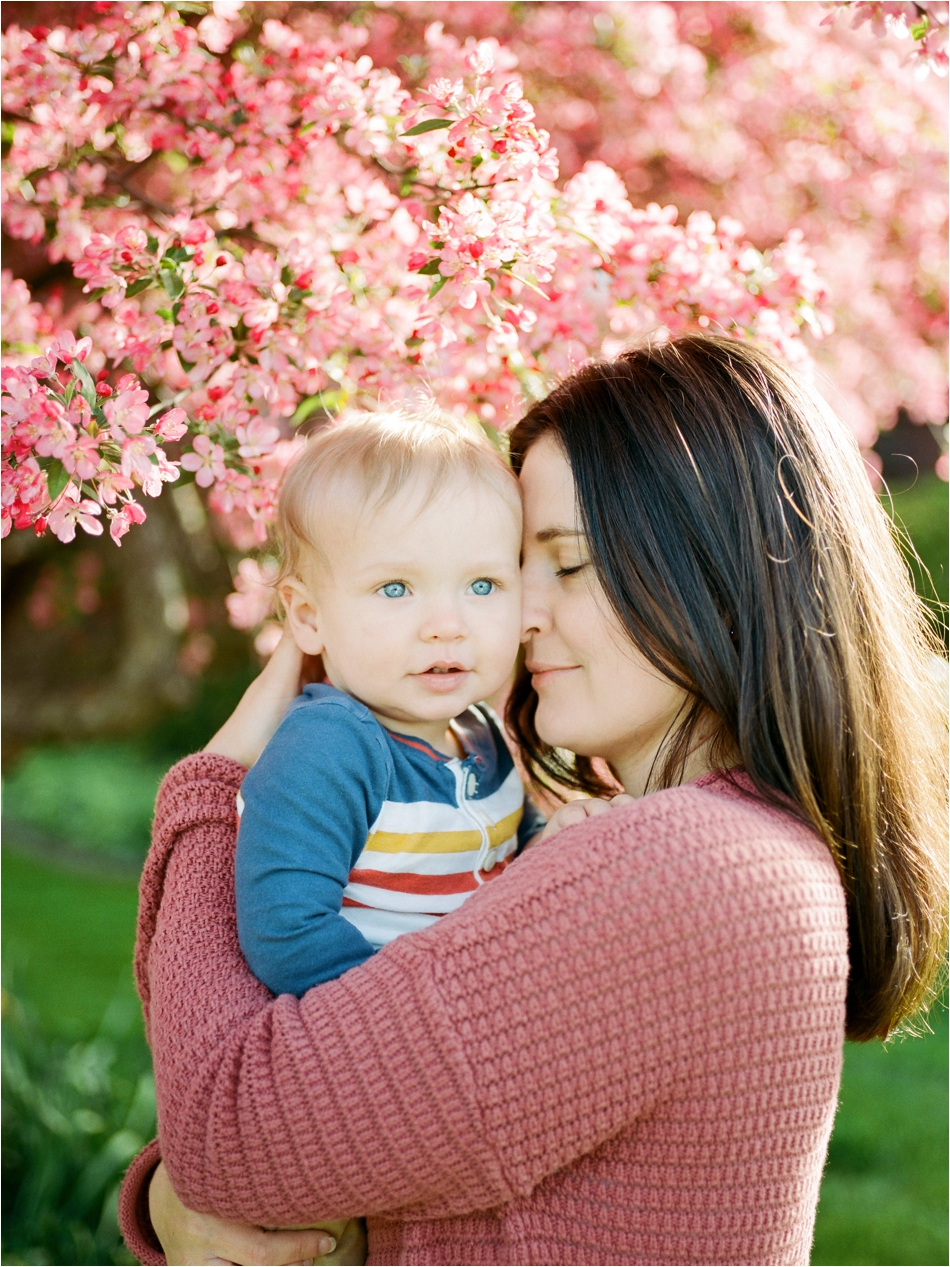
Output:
[139, 756, 825, 1230]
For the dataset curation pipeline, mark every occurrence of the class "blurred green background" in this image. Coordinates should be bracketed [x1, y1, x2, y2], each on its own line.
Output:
[2, 474, 947, 1266]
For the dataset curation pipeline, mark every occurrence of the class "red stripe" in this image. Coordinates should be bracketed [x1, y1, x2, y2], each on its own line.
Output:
[341, 897, 369, 908]
[481, 859, 510, 881]
[348, 868, 480, 896]
[388, 732, 448, 760]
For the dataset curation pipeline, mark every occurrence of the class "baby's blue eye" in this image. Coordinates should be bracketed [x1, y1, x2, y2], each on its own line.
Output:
[469, 579, 494, 596]
[380, 581, 407, 598]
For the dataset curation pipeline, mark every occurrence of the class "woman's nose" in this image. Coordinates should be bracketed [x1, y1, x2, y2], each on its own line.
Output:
[520, 565, 551, 641]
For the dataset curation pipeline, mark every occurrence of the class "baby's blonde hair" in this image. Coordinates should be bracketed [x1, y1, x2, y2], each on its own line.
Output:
[275, 404, 520, 584]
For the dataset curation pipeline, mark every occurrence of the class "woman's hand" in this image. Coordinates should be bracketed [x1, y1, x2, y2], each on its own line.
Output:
[148, 1161, 351, 1266]
[535, 793, 636, 844]
[203, 631, 304, 769]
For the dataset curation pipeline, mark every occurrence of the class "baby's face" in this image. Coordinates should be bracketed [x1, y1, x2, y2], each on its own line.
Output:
[287, 474, 522, 736]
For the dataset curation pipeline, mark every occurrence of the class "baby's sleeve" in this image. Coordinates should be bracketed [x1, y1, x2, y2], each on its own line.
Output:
[235, 698, 391, 996]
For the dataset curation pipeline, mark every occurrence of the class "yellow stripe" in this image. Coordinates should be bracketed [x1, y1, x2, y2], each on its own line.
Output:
[364, 807, 522, 856]
[488, 808, 522, 847]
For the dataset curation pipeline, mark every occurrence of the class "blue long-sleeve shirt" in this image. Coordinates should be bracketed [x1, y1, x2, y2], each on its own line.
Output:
[235, 684, 545, 996]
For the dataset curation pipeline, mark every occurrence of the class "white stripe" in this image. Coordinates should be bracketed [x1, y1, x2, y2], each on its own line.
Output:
[368, 765, 524, 835]
[342, 883, 474, 915]
[353, 836, 517, 875]
[341, 905, 441, 947]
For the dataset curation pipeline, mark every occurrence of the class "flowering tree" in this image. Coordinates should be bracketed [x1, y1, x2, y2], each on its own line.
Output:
[0, 0, 943, 724]
[350, 1, 948, 454]
[2, 1, 828, 559]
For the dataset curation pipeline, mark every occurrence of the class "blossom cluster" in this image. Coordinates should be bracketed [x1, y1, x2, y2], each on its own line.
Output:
[1, 1, 831, 562]
[824, 2, 949, 74]
[1, 323, 184, 543]
[358, 2, 947, 452]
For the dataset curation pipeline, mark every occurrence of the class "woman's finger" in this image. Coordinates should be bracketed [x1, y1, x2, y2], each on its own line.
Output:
[578, 797, 614, 816]
[610, 793, 636, 807]
[214, 1226, 336, 1267]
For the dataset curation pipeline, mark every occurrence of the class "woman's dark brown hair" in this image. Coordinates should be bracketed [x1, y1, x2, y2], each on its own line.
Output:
[507, 335, 947, 1042]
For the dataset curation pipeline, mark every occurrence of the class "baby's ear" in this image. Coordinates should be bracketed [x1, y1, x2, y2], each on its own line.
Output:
[279, 577, 325, 657]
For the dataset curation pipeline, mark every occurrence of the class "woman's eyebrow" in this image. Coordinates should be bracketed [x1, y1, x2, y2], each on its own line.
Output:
[536, 527, 583, 543]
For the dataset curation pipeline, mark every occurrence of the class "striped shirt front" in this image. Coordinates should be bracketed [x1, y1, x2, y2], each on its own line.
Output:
[235, 683, 544, 997]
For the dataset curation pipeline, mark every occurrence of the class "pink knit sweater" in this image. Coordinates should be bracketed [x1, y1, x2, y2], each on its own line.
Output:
[118, 753, 847, 1266]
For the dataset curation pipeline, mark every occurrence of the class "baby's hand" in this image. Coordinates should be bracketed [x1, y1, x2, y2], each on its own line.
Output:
[534, 793, 636, 844]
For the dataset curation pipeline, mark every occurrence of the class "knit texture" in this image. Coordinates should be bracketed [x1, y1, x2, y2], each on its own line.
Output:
[119, 753, 847, 1266]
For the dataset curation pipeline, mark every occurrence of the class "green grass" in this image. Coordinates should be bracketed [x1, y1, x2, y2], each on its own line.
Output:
[883, 472, 949, 644]
[2, 856, 152, 1266]
[1, 852, 141, 1042]
[2, 746, 170, 866]
[812, 1004, 949, 1266]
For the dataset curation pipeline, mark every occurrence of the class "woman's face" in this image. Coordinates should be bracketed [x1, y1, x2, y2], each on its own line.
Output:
[519, 435, 692, 795]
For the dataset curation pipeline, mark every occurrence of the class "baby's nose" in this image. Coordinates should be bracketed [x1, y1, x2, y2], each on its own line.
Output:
[420, 600, 468, 640]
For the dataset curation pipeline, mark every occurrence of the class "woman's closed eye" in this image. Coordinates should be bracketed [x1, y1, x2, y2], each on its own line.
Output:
[556, 562, 589, 579]
[378, 580, 409, 598]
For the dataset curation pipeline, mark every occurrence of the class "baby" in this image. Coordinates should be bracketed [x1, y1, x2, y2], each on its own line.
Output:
[236, 407, 562, 999]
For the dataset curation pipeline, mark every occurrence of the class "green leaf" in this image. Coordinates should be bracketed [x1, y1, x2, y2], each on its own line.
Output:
[401, 118, 453, 136]
[156, 312, 174, 323]
[299, 120, 316, 134]
[405, 336, 424, 348]
[71, 359, 97, 405]
[124, 276, 153, 298]
[416, 259, 442, 275]
[1, 120, 15, 146]
[172, 300, 184, 321]
[163, 245, 192, 264]
[161, 271, 185, 301]
[428, 274, 448, 299]
[160, 149, 190, 175]
[45, 460, 70, 503]
[910, 17, 930, 39]
[470, 153, 483, 169]
[280, 265, 294, 287]
[290, 390, 344, 427]
[177, 351, 196, 373]
[146, 234, 159, 255]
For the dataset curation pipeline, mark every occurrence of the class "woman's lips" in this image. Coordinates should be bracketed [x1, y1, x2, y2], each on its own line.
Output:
[527, 663, 579, 687]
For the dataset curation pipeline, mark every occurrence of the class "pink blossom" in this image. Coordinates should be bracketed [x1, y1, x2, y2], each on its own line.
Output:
[47, 483, 103, 543]
[181, 433, 226, 488]
[104, 386, 150, 437]
[154, 407, 189, 440]
[225, 556, 279, 630]
[120, 434, 157, 483]
[50, 330, 92, 364]
[60, 430, 102, 480]
[236, 417, 280, 459]
[108, 497, 147, 544]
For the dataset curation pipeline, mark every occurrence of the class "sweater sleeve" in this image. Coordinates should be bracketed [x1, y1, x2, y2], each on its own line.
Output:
[134, 755, 846, 1231]
[236, 698, 390, 994]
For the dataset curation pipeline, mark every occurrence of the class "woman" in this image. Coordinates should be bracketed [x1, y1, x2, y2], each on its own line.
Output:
[119, 336, 946, 1267]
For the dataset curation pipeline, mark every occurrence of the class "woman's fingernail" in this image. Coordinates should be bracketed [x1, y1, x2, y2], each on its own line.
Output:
[320, 1237, 337, 1254]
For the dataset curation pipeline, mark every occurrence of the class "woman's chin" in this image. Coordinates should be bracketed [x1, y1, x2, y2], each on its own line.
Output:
[534, 704, 588, 757]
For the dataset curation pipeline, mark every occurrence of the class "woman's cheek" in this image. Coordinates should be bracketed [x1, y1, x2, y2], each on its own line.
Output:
[534, 673, 585, 751]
